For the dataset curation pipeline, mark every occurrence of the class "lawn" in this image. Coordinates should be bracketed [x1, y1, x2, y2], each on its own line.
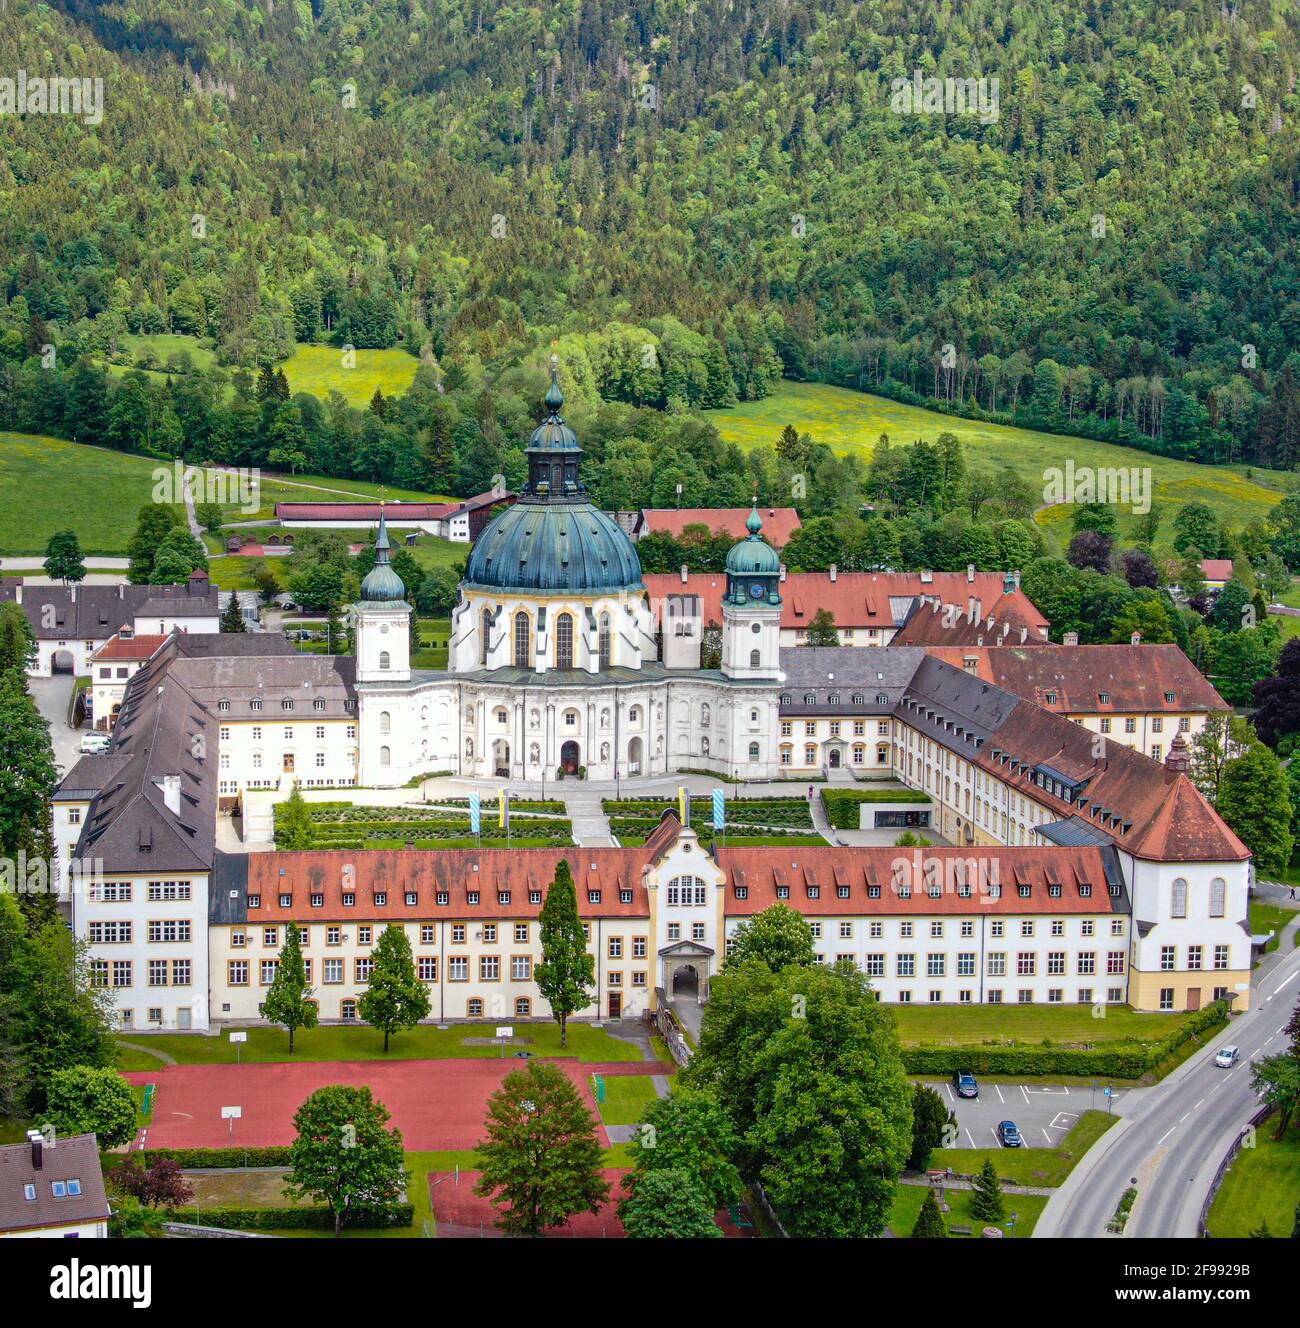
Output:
[0, 433, 162, 554]
[887, 1179, 1046, 1238]
[112, 1022, 644, 1066]
[107, 336, 422, 408]
[1205, 1116, 1300, 1238]
[890, 1003, 1197, 1047]
[1249, 899, 1299, 953]
[930, 1109, 1117, 1187]
[709, 381, 1289, 553]
[593, 1074, 662, 1126]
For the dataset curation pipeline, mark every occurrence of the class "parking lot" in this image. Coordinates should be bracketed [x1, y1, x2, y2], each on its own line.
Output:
[920, 1079, 1126, 1148]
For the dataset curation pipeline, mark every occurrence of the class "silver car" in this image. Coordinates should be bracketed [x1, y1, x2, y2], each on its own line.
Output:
[1213, 1046, 1239, 1068]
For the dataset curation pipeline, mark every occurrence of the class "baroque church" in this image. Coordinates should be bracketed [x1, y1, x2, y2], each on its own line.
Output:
[354, 359, 784, 787]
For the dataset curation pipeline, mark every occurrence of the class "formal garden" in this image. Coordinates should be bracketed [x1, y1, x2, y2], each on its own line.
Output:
[601, 794, 826, 846]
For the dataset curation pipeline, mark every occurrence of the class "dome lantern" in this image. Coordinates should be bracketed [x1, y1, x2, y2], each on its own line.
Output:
[359, 508, 407, 602]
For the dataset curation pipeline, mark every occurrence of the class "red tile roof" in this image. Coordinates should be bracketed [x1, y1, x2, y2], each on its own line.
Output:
[637, 507, 802, 546]
[716, 845, 1120, 915]
[644, 570, 1048, 636]
[274, 492, 508, 524]
[1201, 559, 1234, 583]
[90, 633, 168, 662]
[923, 644, 1230, 715]
[243, 846, 653, 921]
[889, 590, 1050, 647]
[977, 700, 1249, 863]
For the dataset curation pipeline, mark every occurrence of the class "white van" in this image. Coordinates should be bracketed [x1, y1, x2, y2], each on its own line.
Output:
[79, 733, 111, 754]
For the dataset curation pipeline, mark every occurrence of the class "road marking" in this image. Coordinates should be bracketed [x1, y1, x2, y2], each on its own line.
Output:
[1042, 1128, 1052, 1144]
[1020, 1084, 1030, 1104]
[995, 1083, 1005, 1103]
[1271, 970, 1299, 997]
[965, 1128, 977, 1148]
[1193, 1099, 1205, 1110]
[1157, 1125, 1177, 1144]
[944, 1083, 956, 1104]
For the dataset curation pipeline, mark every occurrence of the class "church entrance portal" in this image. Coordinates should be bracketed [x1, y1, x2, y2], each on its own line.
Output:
[560, 740, 580, 774]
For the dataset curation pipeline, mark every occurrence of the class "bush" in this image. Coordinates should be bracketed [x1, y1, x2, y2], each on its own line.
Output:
[106, 1146, 295, 1170]
[821, 788, 931, 828]
[165, 1204, 413, 1231]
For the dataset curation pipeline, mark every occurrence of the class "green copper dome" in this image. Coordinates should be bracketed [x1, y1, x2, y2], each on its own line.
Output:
[360, 512, 407, 602]
[464, 359, 644, 595]
[726, 502, 781, 575]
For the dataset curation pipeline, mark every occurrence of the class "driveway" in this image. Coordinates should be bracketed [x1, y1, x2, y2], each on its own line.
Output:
[29, 673, 82, 779]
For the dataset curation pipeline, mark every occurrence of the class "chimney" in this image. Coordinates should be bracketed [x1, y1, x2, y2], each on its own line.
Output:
[1165, 733, 1191, 774]
[967, 564, 976, 583]
[118, 584, 125, 599]
[973, 598, 982, 624]
[69, 585, 76, 603]
[1063, 631, 1079, 647]
[966, 597, 976, 624]
[829, 565, 837, 583]
[1020, 627, 1028, 643]
[27, 1130, 43, 1170]
[1130, 631, 1142, 645]
[1014, 570, 1021, 590]
[920, 569, 933, 584]
[680, 564, 689, 584]
[156, 774, 182, 816]
[779, 564, 787, 583]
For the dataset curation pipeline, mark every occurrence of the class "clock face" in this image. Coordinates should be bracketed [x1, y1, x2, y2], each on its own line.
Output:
[749, 581, 765, 599]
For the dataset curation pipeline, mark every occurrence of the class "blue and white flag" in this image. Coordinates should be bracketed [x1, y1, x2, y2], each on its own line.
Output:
[712, 787, 725, 830]
[469, 791, 481, 835]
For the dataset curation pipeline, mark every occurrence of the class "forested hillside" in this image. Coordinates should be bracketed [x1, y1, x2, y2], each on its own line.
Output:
[2, 0, 1298, 474]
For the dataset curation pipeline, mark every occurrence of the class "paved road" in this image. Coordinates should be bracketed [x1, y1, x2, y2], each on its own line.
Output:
[1037, 921, 1300, 1238]
[29, 673, 82, 780]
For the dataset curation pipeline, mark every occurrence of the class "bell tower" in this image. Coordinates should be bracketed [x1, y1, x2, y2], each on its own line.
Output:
[721, 502, 782, 679]
[354, 510, 411, 683]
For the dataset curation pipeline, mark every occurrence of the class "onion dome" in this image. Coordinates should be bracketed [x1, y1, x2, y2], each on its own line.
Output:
[360, 510, 406, 602]
[464, 357, 644, 595]
[726, 501, 781, 575]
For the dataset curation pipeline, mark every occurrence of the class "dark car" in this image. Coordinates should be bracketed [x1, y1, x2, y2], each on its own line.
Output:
[953, 1071, 979, 1099]
[997, 1120, 1023, 1148]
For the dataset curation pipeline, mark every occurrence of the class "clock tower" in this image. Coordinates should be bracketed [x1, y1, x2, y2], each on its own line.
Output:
[721, 502, 783, 679]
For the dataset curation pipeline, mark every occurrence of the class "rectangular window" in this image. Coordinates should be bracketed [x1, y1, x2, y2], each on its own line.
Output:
[1048, 952, 1066, 975]
[1016, 953, 1036, 976]
[1107, 951, 1126, 975]
[511, 956, 531, 981]
[987, 952, 1006, 977]
[864, 954, 885, 977]
[480, 956, 500, 981]
[1160, 945, 1176, 971]
[228, 961, 248, 986]
[418, 957, 438, 982]
[449, 956, 468, 981]
[1213, 944, 1230, 970]
[323, 959, 344, 984]
[896, 954, 915, 978]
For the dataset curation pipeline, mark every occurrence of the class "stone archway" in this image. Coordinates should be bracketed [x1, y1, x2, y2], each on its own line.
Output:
[671, 963, 699, 998]
[560, 740, 580, 773]
[493, 739, 510, 778]
[828, 747, 841, 769]
[628, 735, 643, 774]
[51, 649, 75, 674]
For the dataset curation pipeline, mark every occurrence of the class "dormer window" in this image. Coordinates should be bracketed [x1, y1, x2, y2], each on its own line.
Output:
[1098, 691, 1110, 704]
[217, 699, 230, 712]
[852, 693, 864, 705]
[250, 699, 262, 711]
[313, 698, 326, 711]
[282, 699, 294, 711]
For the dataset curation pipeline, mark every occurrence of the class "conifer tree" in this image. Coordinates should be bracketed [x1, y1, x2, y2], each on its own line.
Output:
[911, 1186, 948, 1238]
[535, 858, 595, 1049]
[970, 1157, 1005, 1223]
[261, 921, 318, 1052]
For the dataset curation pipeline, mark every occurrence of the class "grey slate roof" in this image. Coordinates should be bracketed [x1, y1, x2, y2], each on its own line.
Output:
[777, 646, 926, 714]
[895, 653, 1023, 751]
[0, 579, 219, 640]
[210, 852, 249, 925]
[0, 1134, 109, 1234]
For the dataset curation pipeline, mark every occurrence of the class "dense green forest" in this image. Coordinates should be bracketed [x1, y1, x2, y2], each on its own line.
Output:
[1, 0, 1298, 485]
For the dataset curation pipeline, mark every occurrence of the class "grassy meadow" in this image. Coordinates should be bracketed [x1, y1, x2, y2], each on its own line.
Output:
[709, 381, 1290, 554]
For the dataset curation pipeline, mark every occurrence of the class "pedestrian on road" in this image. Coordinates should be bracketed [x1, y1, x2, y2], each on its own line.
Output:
[807, 785, 813, 800]
[1291, 886, 1296, 900]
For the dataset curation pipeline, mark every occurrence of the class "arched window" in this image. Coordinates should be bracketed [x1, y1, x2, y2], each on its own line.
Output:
[629, 705, 641, 725]
[599, 612, 611, 669]
[750, 649, 761, 668]
[555, 612, 574, 670]
[1209, 877, 1226, 918]
[494, 708, 508, 725]
[748, 741, 760, 760]
[480, 606, 492, 666]
[379, 711, 391, 735]
[379, 746, 391, 767]
[379, 651, 390, 670]
[514, 612, 530, 668]
[1171, 878, 1188, 918]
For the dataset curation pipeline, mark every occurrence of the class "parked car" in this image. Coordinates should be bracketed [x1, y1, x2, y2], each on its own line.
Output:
[953, 1071, 979, 1099]
[997, 1120, 1023, 1148]
[1214, 1046, 1240, 1069]
[80, 733, 110, 754]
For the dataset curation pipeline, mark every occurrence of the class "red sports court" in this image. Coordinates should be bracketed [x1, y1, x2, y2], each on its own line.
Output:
[122, 1057, 651, 1150]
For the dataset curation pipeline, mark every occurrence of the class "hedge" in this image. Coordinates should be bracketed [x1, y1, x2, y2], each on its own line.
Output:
[901, 1001, 1229, 1079]
[107, 1146, 293, 1169]
[822, 788, 931, 828]
[166, 1203, 414, 1231]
